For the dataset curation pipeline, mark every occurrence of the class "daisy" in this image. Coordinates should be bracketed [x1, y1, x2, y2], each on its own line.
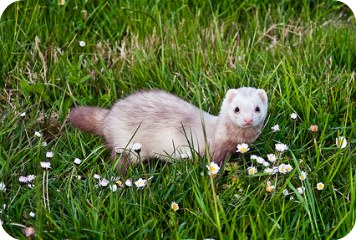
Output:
[336, 136, 347, 149]
[309, 125, 318, 133]
[262, 161, 270, 167]
[27, 175, 36, 182]
[278, 164, 287, 174]
[42, 141, 48, 147]
[134, 178, 147, 188]
[297, 186, 305, 195]
[74, 158, 82, 165]
[79, 40, 86, 47]
[28, 184, 35, 189]
[19, 176, 29, 183]
[115, 180, 123, 188]
[316, 182, 324, 190]
[132, 143, 142, 153]
[250, 155, 258, 160]
[46, 151, 54, 158]
[275, 143, 288, 153]
[40, 162, 51, 170]
[171, 202, 179, 212]
[285, 164, 293, 172]
[29, 212, 35, 218]
[255, 156, 265, 164]
[20, 112, 26, 117]
[93, 174, 101, 179]
[34, 131, 42, 137]
[236, 143, 250, 154]
[247, 166, 258, 175]
[271, 124, 280, 132]
[125, 179, 133, 187]
[109, 184, 118, 192]
[0, 182, 5, 192]
[299, 171, 307, 181]
[98, 178, 109, 187]
[206, 162, 220, 176]
[264, 168, 273, 174]
[290, 113, 298, 120]
[282, 189, 289, 196]
[267, 154, 277, 162]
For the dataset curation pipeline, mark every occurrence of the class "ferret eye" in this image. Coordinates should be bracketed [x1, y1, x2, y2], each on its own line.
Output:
[234, 107, 240, 113]
[255, 107, 260, 112]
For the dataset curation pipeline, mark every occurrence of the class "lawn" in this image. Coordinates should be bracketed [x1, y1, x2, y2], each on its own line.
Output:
[0, 0, 355, 239]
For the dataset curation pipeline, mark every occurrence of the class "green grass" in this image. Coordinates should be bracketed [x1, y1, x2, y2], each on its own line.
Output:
[0, 0, 355, 239]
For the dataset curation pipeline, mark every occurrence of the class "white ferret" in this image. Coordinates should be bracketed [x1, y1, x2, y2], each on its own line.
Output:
[69, 87, 268, 173]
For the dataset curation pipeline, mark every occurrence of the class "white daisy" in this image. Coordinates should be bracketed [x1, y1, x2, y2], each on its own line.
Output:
[125, 179, 133, 187]
[247, 166, 258, 175]
[316, 182, 324, 190]
[98, 178, 109, 187]
[262, 161, 270, 167]
[134, 178, 147, 188]
[40, 162, 51, 169]
[19, 176, 29, 183]
[297, 186, 305, 195]
[275, 143, 288, 153]
[79, 40, 86, 47]
[250, 155, 258, 160]
[236, 143, 250, 154]
[336, 136, 347, 149]
[299, 171, 307, 181]
[271, 124, 280, 132]
[46, 151, 54, 158]
[171, 202, 179, 212]
[282, 189, 289, 196]
[278, 164, 287, 174]
[264, 168, 273, 174]
[285, 164, 293, 172]
[132, 143, 142, 153]
[34, 131, 42, 137]
[74, 158, 82, 165]
[93, 174, 101, 179]
[255, 156, 265, 164]
[20, 112, 26, 117]
[29, 211, 35, 218]
[27, 175, 36, 182]
[267, 154, 277, 162]
[290, 113, 298, 120]
[206, 162, 220, 176]
[0, 182, 6, 192]
[109, 184, 118, 192]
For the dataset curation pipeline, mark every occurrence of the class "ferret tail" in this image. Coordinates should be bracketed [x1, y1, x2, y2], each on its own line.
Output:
[68, 107, 109, 136]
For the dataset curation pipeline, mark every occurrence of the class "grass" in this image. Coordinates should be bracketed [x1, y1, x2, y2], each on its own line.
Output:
[0, 0, 355, 239]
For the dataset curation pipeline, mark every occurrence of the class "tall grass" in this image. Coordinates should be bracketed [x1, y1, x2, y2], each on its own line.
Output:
[0, 0, 355, 239]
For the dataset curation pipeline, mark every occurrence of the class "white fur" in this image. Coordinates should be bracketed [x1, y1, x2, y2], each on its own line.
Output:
[70, 88, 268, 167]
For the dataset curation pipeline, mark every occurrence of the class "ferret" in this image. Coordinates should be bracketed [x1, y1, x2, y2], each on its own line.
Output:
[69, 87, 268, 173]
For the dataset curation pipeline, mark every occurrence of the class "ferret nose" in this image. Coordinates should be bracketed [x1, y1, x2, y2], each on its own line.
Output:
[244, 118, 253, 124]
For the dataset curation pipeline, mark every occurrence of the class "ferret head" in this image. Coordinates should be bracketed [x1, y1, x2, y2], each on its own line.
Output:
[221, 87, 268, 128]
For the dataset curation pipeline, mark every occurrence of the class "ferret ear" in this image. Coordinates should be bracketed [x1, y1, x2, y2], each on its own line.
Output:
[225, 89, 239, 103]
[256, 89, 268, 103]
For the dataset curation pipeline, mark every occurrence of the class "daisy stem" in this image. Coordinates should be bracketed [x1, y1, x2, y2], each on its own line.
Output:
[46, 169, 50, 212]
[42, 170, 47, 210]
[209, 174, 222, 238]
